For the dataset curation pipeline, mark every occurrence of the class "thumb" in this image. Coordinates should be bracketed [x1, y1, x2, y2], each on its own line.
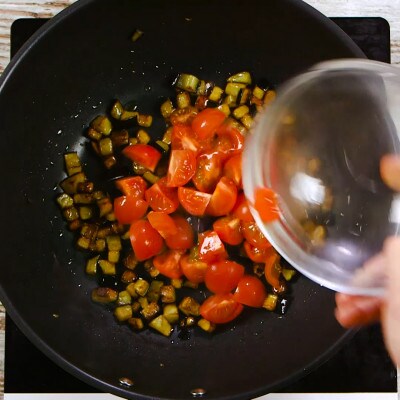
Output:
[381, 236, 400, 366]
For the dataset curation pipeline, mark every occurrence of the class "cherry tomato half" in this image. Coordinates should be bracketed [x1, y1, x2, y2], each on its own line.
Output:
[264, 250, 286, 293]
[171, 124, 201, 153]
[153, 249, 184, 279]
[167, 149, 197, 187]
[213, 216, 243, 246]
[147, 211, 178, 239]
[243, 241, 273, 263]
[170, 106, 198, 126]
[241, 221, 271, 249]
[223, 154, 242, 189]
[191, 108, 226, 140]
[198, 230, 227, 263]
[233, 275, 266, 308]
[215, 122, 244, 158]
[145, 177, 179, 214]
[254, 187, 280, 223]
[129, 220, 164, 261]
[205, 260, 245, 294]
[165, 215, 194, 250]
[206, 177, 238, 217]
[200, 293, 243, 324]
[232, 193, 254, 222]
[122, 144, 162, 173]
[180, 253, 208, 283]
[114, 195, 148, 224]
[178, 187, 212, 216]
[192, 152, 224, 193]
[115, 176, 147, 198]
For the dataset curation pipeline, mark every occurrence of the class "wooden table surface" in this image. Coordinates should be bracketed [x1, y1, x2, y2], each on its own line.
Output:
[0, 0, 399, 397]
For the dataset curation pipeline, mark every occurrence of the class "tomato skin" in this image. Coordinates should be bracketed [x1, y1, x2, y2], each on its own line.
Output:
[206, 177, 238, 217]
[191, 108, 226, 140]
[165, 215, 194, 250]
[192, 152, 224, 193]
[180, 254, 208, 283]
[223, 154, 242, 189]
[178, 187, 212, 216]
[198, 231, 227, 263]
[212, 216, 243, 246]
[200, 293, 243, 324]
[254, 187, 280, 223]
[205, 260, 245, 294]
[145, 177, 179, 214]
[115, 176, 147, 198]
[122, 144, 162, 173]
[153, 249, 184, 279]
[234, 275, 267, 308]
[147, 211, 178, 239]
[171, 124, 201, 153]
[232, 193, 254, 222]
[167, 149, 197, 187]
[114, 195, 148, 224]
[129, 220, 164, 261]
[243, 241, 273, 263]
[241, 221, 271, 249]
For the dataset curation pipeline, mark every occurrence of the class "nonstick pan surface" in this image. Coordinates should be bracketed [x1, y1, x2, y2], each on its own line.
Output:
[0, 0, 364, 399]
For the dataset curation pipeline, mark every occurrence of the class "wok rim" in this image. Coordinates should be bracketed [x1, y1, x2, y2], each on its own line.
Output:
[0, 0, 364, 398]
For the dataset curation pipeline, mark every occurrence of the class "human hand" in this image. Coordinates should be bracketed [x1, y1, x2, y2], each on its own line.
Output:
[335, 154, 400, 366]
[335, 236, 400, 365]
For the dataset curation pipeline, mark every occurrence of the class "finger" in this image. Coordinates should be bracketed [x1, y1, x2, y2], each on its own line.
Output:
[335, 293, 381, 328]
[350, 252, 386, 288]
[381, 236, 400, 365]
[380, 154, 400, 191]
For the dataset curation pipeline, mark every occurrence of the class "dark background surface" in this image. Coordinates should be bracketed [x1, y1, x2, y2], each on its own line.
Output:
[4, 15, 396, 396]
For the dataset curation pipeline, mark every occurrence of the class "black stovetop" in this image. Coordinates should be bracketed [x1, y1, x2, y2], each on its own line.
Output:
[5, 17, 396, 395]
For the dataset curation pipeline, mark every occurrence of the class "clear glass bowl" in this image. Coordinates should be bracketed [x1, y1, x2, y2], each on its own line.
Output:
[243, 59, 400, 296]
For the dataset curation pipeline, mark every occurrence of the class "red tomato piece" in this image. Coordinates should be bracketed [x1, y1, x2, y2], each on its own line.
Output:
[147, 211, 178, 239]
[122, 144, 162, 173]
[145, 177, 179, 214]
[178, 187, 212, 216]
[129, 220, 164, 261]
[264, 250, 286, 293]
[241, 221, 271, 249]
[113, 195, 148, 224]
[205, 260, 245, 294]
[170, 106, 198, 126]
[171, 124, 201, 153]
[233, 275, 266, 308]
[180, 253, 208, 283]
[200, 293, 243, 324]
[212, 216, 243, 246]
[215, 122, 244, 158]
[254, 187, 280, 223]
[115, 176, 147, 198]
[153, 249, 184, 279]
[198, 231, 227, 263]
[232, 193, 254, 222]
[192, 152, 224, 193]
[223, 154, 242, 189]
[167, 149, 197, 187]
[206, 177, 238, 217]
[191, 108, 226, 140]
[243, 241, 274, 263]
[165, 215, 194, 250]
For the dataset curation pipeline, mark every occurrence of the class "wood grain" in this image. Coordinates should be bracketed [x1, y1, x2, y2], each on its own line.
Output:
[0, 1, 399, 398]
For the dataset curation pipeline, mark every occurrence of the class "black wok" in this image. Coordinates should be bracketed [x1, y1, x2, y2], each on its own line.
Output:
[0, 0, 364, 399]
